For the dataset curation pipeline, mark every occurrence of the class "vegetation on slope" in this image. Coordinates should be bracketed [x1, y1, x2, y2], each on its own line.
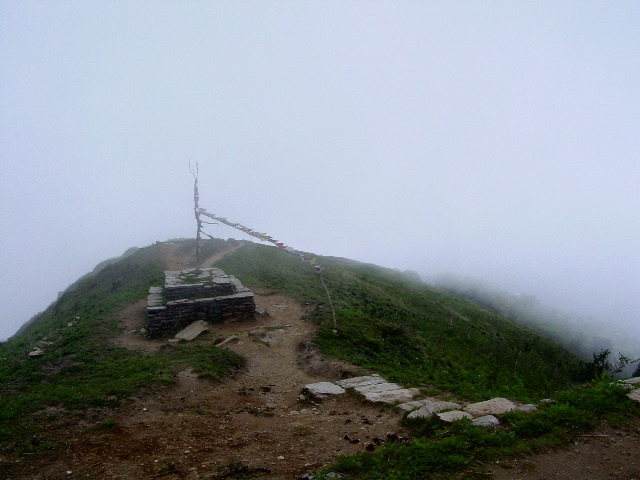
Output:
[435, 274, 640, 374]
[313, 378, 640, 480]
[216, 241, 586, 400]
[0, 239, 244, 452]
[1, 237, 617, 472]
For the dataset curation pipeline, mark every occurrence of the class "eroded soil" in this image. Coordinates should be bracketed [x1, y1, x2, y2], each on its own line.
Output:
[8, 289, 406, 480]
[485, 419, 640, 480]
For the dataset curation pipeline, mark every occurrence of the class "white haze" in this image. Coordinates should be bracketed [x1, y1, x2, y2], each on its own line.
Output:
[1, 2, 638, 356]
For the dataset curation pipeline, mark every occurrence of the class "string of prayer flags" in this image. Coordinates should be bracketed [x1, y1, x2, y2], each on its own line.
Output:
[198, 208, 324, 274]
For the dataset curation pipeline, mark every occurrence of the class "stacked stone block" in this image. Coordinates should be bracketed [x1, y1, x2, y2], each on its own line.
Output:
[146, 268, 256, 338]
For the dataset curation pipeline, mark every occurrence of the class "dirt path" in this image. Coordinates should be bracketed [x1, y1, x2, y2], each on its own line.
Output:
[21, 290, 406, 480]
[11, 241, 640, 479]
[484, 419, 640, 479]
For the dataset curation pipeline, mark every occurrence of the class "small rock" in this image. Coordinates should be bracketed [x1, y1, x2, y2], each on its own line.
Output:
[516, 404, 538, 412]
[436, 410, 473, 423]
[28, 348, 45, 358]
[407, 401, 461, 419]
[472, 415, 500, 427]
[216, 336, 240, 348]
[277, 455, 285, 460]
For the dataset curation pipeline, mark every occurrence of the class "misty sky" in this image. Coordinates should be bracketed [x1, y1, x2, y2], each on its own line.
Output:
[1, 1, 638, 342]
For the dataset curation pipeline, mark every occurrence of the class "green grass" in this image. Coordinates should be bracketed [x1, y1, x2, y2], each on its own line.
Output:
[311, 379, 640, 480]
[217, 241, 586, 400]
[0, 239, 244, 451]
[0, 237, 603, 468]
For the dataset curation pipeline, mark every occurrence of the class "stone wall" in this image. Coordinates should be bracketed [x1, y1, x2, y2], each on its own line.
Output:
[146, 268, 256, 338]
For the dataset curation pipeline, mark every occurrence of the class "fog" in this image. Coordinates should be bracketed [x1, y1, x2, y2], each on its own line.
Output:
[1, 2, 638, 356]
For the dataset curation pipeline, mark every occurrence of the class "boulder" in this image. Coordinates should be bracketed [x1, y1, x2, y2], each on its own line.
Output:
[472, 415, 500, 427]
[304, 382, 346, 399]
[407, 401, 462, 419]
[28, 348, 45, 358]
[464, 398, 516, 416]
[437, 411, 472, 423]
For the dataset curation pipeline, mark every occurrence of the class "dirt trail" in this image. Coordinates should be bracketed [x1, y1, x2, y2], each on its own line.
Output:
[484, 419, 640, 479]
[10, 242, 640, 479]
[157, 241, 244, 272]
[23, 290, 406, 480]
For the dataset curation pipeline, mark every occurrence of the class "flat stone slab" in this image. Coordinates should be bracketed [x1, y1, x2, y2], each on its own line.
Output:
[174, 320, 210, 341]
[335, 375, 385, 389]
[215, 291, 255, 301]
[149, 286, 163, 294]
[472, 415, 500, 427]
[398, 399, 432, 412]
[464, 397, 516, 416]
[304, 382, 346, 399]
[623, 377, 640, 385]
[332, 375, 419, 404]
[628, 388, 640, 403]
[407, 401, 462, 419]
[355, 381, 403, 394]
[362, 388, 418, 404]
[437, 411, 473, 423]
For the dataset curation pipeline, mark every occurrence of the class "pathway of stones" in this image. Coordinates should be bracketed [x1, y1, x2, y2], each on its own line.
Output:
[303, 375, 640, 428]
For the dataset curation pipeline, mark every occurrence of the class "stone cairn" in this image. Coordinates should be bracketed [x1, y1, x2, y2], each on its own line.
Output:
[146, 267, 256, 338]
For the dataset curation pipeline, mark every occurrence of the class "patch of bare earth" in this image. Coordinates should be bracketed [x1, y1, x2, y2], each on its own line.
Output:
[484, 418, 640, 480]
[14, 290, 406, 480]
[156, 240, 244, 272]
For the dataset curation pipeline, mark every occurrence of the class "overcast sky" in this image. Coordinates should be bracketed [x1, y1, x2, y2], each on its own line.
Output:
[1, 1, 638, 342]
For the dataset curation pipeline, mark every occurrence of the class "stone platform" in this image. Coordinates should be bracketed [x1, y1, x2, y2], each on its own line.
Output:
[146, 268, 256, 338]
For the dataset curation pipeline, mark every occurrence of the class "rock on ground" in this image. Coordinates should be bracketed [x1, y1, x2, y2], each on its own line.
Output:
[464, 397, 516, 416]
[472, 415, 500, 427]
[516, 404, 538, 412]
[303, 382, 346, 399]
[406, 401, 462, 419]
[437, 411, 473, 422]
[173, 320, 210, 341]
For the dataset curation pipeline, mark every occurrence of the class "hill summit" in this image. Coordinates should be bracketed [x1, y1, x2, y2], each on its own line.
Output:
[3, 238, 634, 479]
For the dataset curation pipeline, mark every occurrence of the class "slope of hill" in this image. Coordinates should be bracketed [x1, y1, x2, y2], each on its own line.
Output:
[215, 241, 585, 399]
[1, 238, 637, 479]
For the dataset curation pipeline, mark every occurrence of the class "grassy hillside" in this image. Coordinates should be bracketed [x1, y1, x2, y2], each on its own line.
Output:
[216, 241, 586, 401]
[1, 238, 589, 455]
[0, 239, 244, 451]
